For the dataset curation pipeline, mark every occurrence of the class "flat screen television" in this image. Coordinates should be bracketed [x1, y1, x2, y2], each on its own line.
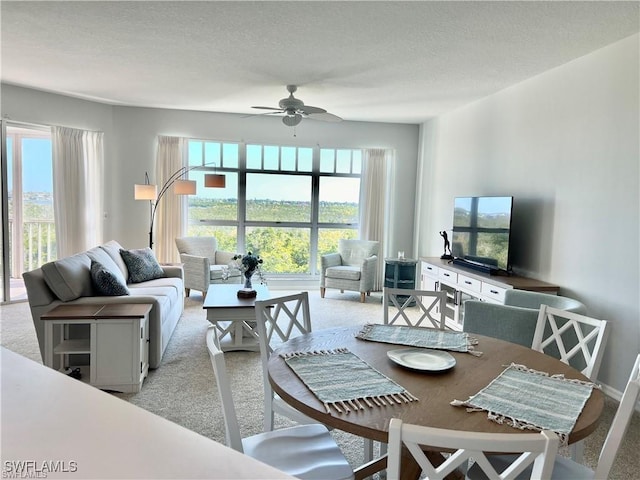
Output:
[451, 196, 513, 274]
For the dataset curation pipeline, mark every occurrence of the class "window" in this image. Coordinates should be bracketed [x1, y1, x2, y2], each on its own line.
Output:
[186, 140, 361, 276]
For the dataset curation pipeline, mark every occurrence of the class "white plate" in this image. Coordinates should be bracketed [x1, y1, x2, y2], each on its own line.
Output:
[387, 348, 456, 372]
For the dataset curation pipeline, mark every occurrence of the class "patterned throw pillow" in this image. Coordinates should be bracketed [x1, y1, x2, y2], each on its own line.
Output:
[90, 259, 130, 296]
[119, 248, 165, 283]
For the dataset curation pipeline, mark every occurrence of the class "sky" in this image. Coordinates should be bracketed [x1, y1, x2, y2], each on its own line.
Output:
[10, 137, 360, 204]
[7, 138, 54, 193]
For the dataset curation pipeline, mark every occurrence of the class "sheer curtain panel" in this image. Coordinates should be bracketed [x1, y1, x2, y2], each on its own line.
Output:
[51, 126, 104, 257]
[154, 136, 185, 263]
[359, 148, 391, 291]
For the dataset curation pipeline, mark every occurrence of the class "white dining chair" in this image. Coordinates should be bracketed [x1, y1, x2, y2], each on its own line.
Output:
[387, 418, 559, 480]
[255, 292, 316, 432]
[255, 292, 376, 464]
[468, 353, 640, 480]
[531, 305, 611, 463]
[383, 287, 447, 329]
[205, 326, 354, 480]
[532, 305, 610, 381]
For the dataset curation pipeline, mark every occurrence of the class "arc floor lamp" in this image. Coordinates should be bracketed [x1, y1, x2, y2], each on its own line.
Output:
[134, 164, 225, 248]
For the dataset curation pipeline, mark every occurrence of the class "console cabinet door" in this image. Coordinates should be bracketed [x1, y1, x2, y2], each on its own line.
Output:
[92, 319, 139, 388]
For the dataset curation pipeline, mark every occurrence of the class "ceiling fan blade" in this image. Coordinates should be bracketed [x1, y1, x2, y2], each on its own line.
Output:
[251, 106, 283, 111]
[299, 105, 326, 115]
[307, 112, 342, 123]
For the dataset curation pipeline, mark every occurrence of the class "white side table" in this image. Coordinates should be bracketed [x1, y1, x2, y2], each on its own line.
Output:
[42, 304, 152, 393]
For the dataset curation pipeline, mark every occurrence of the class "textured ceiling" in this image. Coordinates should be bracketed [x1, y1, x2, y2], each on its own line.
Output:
[1, 1, 638, 124]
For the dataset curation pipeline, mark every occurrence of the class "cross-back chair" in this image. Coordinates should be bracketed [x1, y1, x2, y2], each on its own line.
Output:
[532, 305, 610, 381]
[470, 353, 640, 480]
[383, 287, 447, 329]
[531, 305, 611, 464]
[254, 292, 376, 463]
[255, 292, 314, 432]
[205, 326, 353, 480]
[387, 418, 559, 480]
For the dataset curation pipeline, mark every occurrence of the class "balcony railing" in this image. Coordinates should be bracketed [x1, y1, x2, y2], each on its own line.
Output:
[8, 220, 57, 276]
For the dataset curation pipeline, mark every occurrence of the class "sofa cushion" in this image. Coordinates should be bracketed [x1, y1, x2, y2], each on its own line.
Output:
[120, 248, 165, 283]
[41, 252, 94, 301]
[100, 240, 129, 279]
[325, 265, 361, 281]
[90, 260, 130, 296]
[87, 245, 128, 284]
[210, 265, 241, 281]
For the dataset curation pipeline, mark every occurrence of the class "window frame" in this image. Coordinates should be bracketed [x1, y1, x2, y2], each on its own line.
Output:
[186, 139, 362, 276]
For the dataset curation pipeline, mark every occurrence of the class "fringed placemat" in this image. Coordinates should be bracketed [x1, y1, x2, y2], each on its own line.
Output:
[356, 323, 482, 356]
[451, 363, 598, 445]
[282, 348, 418, 414]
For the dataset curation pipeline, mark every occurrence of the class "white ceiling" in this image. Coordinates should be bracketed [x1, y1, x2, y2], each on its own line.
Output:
[1, 1, 638, 124]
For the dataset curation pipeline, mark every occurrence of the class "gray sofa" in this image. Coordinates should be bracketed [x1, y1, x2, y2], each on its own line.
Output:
[22, 240, 184, 369]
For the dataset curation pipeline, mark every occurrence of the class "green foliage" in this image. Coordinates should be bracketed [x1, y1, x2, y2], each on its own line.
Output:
[187, 199, 359, 274]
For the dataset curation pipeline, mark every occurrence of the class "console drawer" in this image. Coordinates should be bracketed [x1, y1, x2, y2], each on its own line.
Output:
[458, 274, 481, 294]
[421, 262, 439, 277]
[438, 269, 457, 284]
[481, 283, 508, 303]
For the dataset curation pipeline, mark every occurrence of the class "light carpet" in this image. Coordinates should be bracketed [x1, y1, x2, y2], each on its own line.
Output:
[1, 290, 638, 478]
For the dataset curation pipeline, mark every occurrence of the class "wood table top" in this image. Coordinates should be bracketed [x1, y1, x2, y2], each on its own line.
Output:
[268, 325, 604, 445]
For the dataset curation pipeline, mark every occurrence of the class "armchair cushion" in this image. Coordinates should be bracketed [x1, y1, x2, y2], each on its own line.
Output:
[325, 265, 361, 281]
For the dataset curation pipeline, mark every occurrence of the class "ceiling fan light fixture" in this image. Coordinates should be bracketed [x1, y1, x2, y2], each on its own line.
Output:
[283, 114, 302, 127]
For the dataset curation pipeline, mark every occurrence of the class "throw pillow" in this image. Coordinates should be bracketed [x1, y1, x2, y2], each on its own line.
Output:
[90, 260, 130, 296]
[120, 248, 165, 283]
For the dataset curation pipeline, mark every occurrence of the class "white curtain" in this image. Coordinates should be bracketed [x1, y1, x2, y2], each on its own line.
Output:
[359, 148, 392, 291]
[52, 126, 104, 257]
[154, 136, 185, 263]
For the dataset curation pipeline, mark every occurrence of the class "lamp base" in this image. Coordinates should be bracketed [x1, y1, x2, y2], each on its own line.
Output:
[237, 288, 257, 299]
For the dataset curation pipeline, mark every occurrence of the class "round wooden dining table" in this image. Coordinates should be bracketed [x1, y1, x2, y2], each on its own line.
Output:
[267, 325, 604, 479]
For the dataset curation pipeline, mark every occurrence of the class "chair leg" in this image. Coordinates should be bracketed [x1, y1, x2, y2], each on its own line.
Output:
[320, 287, 326, 298]
[360, 292, 365, 303]
[570, 440, 584, 463]
[185, 288, 190, 297]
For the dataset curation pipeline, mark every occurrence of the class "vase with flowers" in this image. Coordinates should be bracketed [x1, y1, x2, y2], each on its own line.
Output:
[231, 252, 266, 298]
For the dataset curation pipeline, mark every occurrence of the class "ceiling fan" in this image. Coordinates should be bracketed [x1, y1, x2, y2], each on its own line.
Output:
[251, 85, 342, 127]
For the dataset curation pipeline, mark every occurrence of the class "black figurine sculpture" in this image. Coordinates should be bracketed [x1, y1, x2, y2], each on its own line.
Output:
[440, 231, 453, 260]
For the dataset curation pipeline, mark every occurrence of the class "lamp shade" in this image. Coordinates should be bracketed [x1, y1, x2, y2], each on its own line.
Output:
[173, 179, 197, 195]
[134, 183, 158, 200]
[205, 174, 226, 188]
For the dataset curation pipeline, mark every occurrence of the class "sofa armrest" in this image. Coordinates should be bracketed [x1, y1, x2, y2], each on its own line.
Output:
[162, 265, 184, 279]
[215, 250, 235, 266]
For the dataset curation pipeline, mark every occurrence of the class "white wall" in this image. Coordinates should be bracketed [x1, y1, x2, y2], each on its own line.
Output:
[415, 34, 640, 394]
[1, 83, 419, 256]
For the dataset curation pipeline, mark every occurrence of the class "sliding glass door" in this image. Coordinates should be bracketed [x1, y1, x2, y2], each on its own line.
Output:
[1, 122, 54, 303]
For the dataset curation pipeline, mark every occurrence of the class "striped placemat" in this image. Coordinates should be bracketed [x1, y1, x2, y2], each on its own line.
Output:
[356, 323, 481, 356]
[282, 348, 418, 414]
[451, 363, 597, 445]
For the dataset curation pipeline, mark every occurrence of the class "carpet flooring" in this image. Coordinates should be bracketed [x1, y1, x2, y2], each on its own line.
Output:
[1, 289, 638, 478]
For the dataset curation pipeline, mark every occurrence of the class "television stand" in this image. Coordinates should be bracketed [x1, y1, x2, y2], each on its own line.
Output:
[420, 257, 559, 330]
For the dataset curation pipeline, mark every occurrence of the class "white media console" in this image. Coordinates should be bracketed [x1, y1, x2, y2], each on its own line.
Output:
[420, 257, 559, 330]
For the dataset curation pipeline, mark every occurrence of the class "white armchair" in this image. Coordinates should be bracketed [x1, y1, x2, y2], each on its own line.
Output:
[175, 237, 241, 300]
[320, 239, 379, 302]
